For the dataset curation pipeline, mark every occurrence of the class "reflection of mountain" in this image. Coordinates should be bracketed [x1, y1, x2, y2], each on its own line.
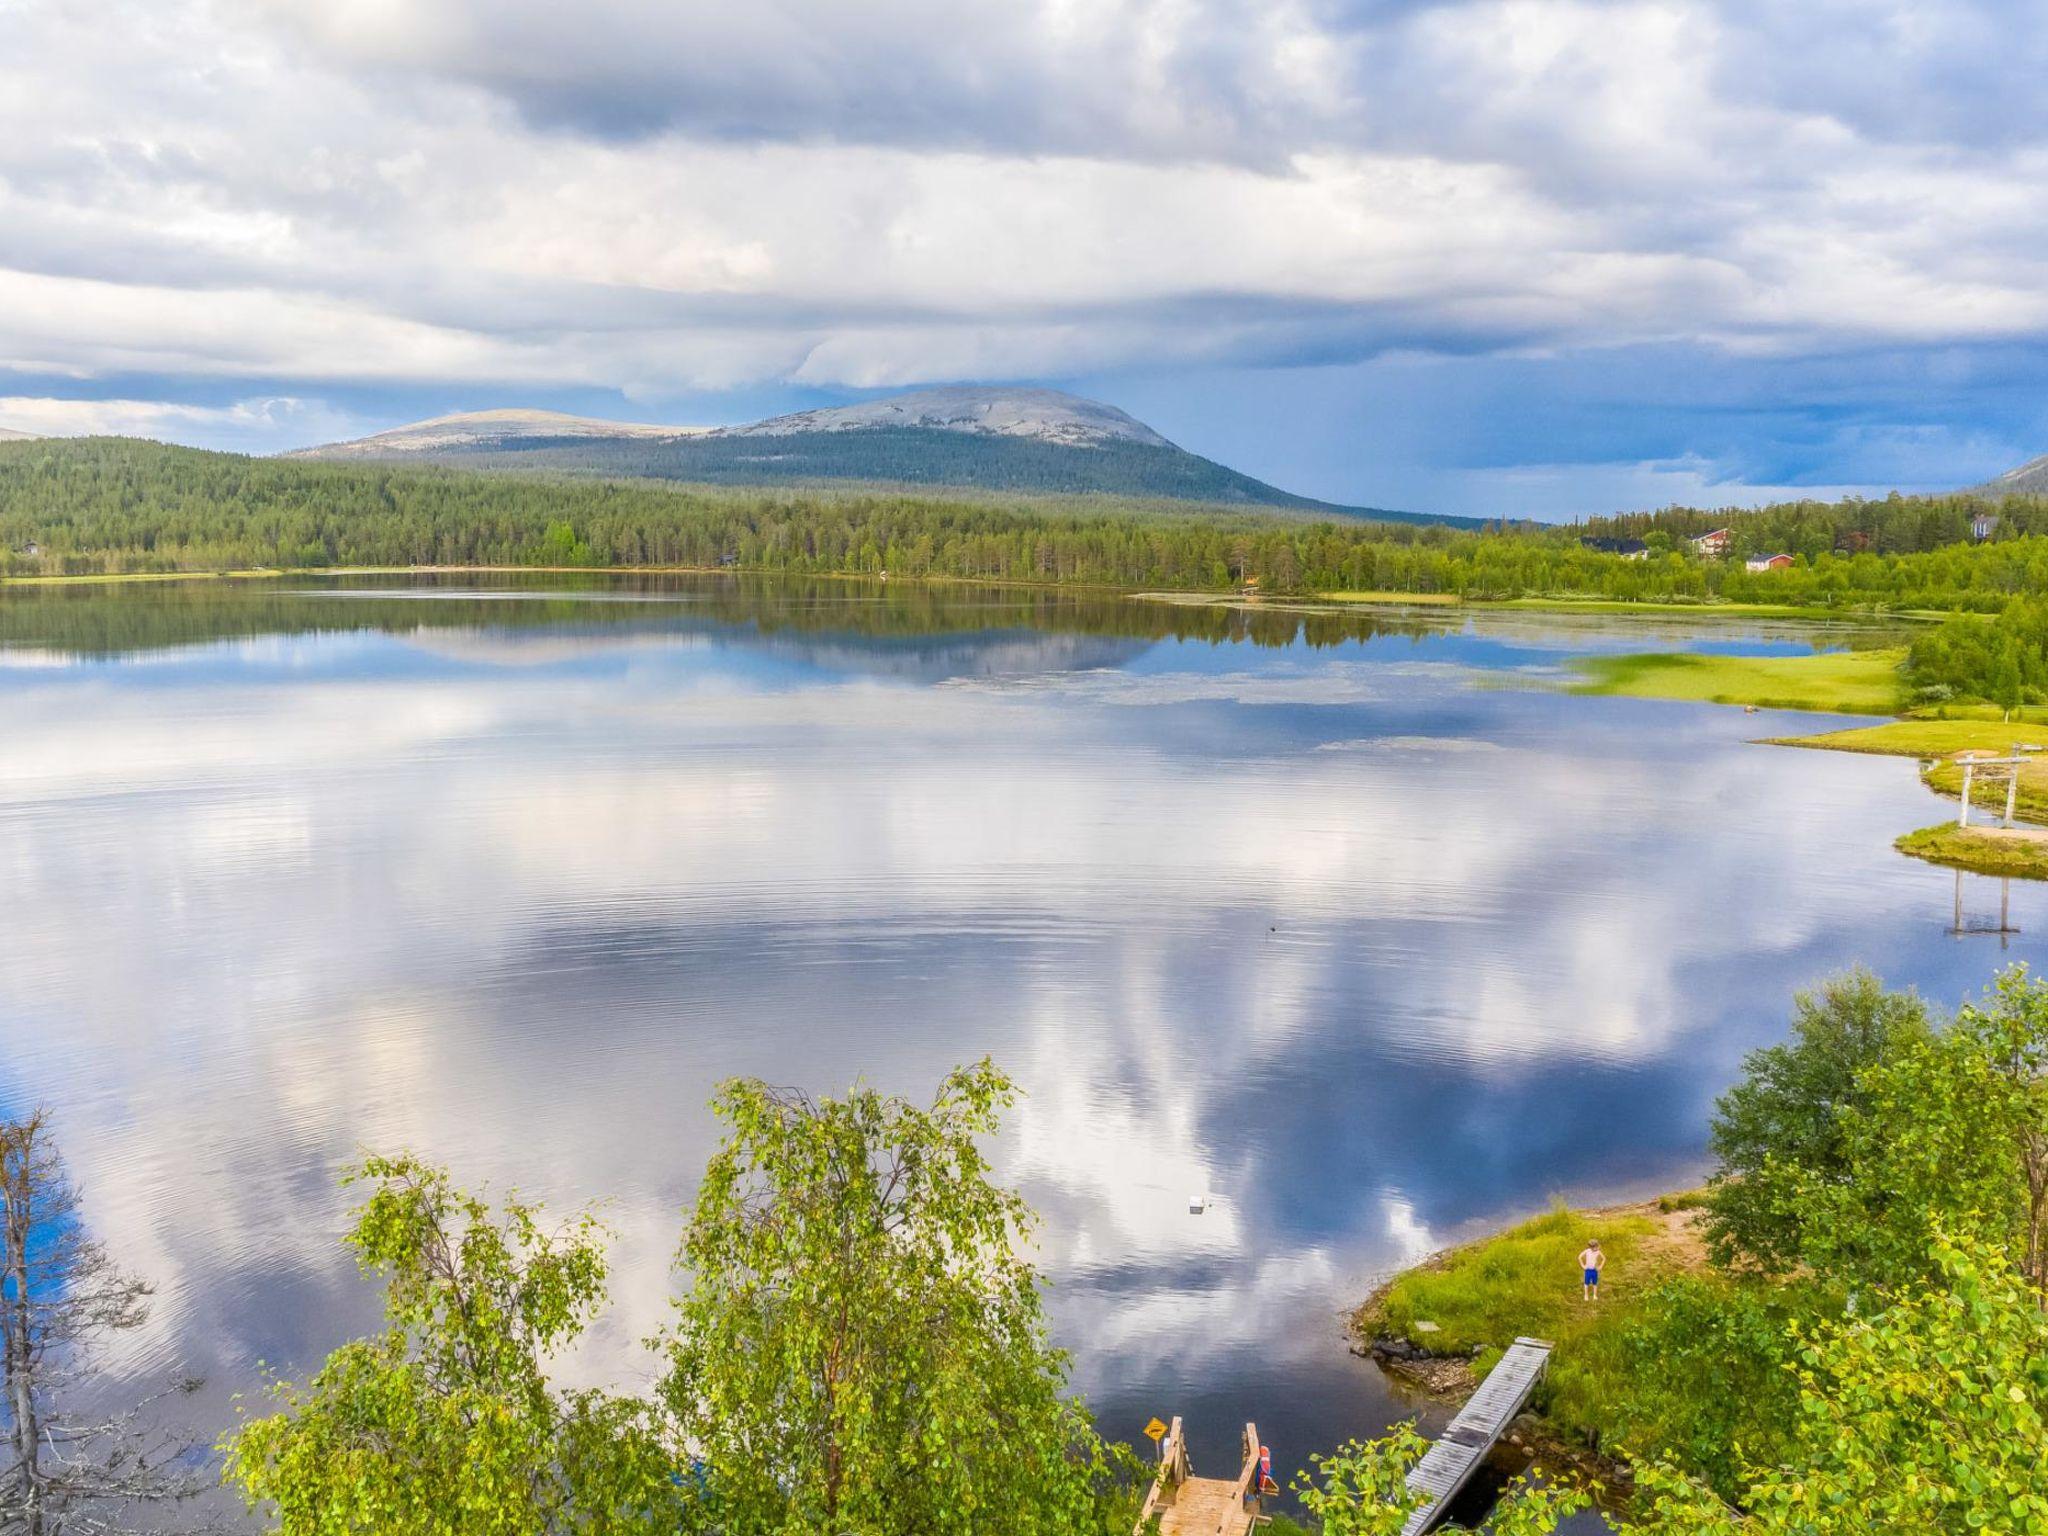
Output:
[402, 621, 1150, 684]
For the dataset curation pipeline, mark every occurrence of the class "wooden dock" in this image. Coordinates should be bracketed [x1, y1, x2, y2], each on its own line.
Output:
[1399, 1336, 1552, 1536]
[1133, 1418, 1266, 1536]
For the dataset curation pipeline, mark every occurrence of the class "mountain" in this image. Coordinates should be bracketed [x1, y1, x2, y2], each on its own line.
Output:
[287, 387, 1447, 523]
[1973, 452, 2048, 498]
[0, 427, 41, 442]
[722, 386, 1171, 448]
[286, 408, 701, 459]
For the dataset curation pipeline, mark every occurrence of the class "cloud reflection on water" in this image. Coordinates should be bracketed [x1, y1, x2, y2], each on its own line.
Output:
[0, 585, 2033, 1505]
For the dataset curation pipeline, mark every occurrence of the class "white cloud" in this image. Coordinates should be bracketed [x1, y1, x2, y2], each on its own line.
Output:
[0, 393, 355, 446]
[0, 0, 2043, 418]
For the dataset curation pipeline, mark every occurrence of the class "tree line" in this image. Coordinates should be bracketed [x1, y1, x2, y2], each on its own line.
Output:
[5, 964, 2045, 1534]
[7, 434, 2048, 706]
[5, 438, 2048, 610]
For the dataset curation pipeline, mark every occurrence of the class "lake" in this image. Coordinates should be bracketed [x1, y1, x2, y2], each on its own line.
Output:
[0, 574, 2032, 1524]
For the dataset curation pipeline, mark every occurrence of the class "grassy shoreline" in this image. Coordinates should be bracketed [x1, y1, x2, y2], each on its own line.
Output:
[1896, 822, 2048, 879]
[1, 562, 1949, 625]
[1352, 1198, 1710, 1482]
[1769, 719, 2048, 877]
[0, 562, 742, 589]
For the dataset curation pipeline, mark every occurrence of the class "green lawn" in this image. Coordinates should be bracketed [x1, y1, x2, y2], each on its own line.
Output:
[1569, 648, 1905, 714]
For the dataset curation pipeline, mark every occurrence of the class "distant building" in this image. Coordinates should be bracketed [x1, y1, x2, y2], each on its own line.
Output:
[1689, 528, 1732, 558]
[1580, 536, 1650, 561]
[1972, 511, 2001, 543]
[1745, 553, 1796, 572]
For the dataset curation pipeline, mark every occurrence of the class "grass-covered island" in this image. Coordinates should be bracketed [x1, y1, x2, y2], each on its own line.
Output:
[1568, 647, 1905, 714]
[1346, 967, 2048, 1530]
[1895, 821, 2048, 879]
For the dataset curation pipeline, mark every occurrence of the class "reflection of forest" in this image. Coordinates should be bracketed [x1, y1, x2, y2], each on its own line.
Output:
[0, 573, 1454, 659]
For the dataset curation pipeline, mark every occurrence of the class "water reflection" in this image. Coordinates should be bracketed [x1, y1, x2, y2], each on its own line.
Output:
[0, 575, 2032, 1523]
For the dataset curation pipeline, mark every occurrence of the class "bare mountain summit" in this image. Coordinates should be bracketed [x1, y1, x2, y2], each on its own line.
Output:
[280, 386, 1448, 523]
[0, 427, 41, 442]
[1973, 451, 2048, 498]
[289, 408, 702, 459]
[717, 386, 1173, 449]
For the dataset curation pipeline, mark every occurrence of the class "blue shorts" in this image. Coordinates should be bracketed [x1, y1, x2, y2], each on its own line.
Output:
[1583, 1268, 1600, 1285]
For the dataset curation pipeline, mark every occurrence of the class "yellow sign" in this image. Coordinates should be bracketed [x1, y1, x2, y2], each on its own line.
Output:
[1143, 1418, 1168, 1443]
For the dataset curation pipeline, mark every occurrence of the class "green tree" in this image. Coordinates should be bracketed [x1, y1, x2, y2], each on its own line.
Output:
[1608, 1275, 1806, 1497]
[534, 520, 595, 567]
[1703, 969, 1929, 1273]
[1626, 1235, 2048, 1536]
[222, 1154, 690, 1535]
[1817, 965, 2048, 1297]
[1291, 1425, 1588, 1535]
[657, 1060, 1132, 1535]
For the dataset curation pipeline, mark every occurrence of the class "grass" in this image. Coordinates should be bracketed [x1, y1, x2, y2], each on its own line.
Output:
[1569, 648, 1906, 714]
[1354, 1202, 1708, 1451]
[1492, 597, 1836, 619]
[0, 567, 290, 587]
[0, 563, 745, 588]
[1317, 589, 1463, 606]
[1768, 717, 2048, 756]
[1896, 823, 2048, 880]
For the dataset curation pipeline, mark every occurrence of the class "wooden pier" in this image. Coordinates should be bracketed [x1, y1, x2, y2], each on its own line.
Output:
[1399, 1336, 1552, 1536]
[1133, 1418, 1266, 1536]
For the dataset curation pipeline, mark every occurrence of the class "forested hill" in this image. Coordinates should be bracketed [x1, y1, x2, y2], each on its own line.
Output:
[6, 437, 2048, 619]
[286, 386, 1441, 523]
[418, 426, 1444, 523]
[1974, 451, 2048, 499]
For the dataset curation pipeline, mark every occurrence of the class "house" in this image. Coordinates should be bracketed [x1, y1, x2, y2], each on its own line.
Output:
[1972, 511, 2001, 543]
[1690, 528, 1732, 558]
[1745, 553, 1796, 572]
[1579, 536, 1650, 561]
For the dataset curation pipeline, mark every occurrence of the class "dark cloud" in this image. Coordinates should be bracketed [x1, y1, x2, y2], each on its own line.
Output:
[257, 0, 1379, 163]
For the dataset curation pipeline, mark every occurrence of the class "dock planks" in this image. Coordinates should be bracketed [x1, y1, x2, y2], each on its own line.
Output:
[1399, 1336, 1552, 1536]
[1134, 1419, 1264, 1536]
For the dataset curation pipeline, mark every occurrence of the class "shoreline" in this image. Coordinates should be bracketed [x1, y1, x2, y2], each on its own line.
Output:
[1347, 1196, 1711, 1502]
[0, 563, 1945, 627]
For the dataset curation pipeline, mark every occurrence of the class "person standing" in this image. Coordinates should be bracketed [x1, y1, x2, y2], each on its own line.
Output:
[1579, 1238, 1604, 1301]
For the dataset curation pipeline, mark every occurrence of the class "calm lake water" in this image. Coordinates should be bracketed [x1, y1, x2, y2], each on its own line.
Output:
[0, 574, 2036, 1524]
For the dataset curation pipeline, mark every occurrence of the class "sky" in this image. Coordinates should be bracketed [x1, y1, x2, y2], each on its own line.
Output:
[3, 0, 2046, 519]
